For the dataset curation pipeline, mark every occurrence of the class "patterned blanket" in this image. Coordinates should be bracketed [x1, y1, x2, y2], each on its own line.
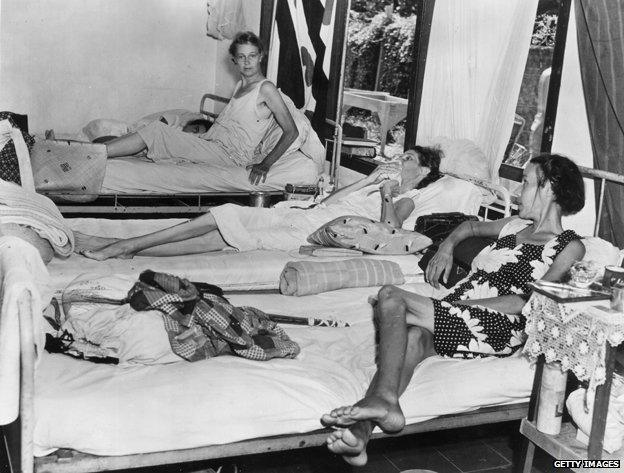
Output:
[127, 270, 300, 361]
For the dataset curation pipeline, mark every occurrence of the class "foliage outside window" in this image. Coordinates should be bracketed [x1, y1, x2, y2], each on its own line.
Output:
[343, 1, 560, 155]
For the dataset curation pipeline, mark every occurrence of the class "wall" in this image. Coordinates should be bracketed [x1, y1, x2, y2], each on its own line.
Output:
[0, 0, 261, 133]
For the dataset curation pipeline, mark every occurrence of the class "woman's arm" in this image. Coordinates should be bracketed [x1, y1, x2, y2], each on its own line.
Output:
[456, 238, 586, 314]
[248, 82, 299, 185]
[321, 163, 401, 205]
[379, 181, 414, 228]
[426, 217, 517, 288]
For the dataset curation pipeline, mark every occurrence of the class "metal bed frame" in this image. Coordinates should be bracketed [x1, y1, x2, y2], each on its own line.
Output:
[51, 191, 284, 215]
[44, 93, 293, 216]
[4, 167, 623, 473]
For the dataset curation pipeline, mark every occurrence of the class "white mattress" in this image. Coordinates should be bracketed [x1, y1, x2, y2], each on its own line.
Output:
[101, 150, 320, 194]
[52, 218, 425, 290]
[33, 283, 534, 457]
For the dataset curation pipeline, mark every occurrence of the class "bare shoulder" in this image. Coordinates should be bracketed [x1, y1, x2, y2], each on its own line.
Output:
[259, 80, 279, 97]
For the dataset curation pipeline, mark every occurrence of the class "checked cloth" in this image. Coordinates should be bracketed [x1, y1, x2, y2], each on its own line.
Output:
[127, 270, 300, 362]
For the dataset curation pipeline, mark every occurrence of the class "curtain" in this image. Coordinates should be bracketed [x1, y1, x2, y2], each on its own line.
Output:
[552, 2, 596, 237]
[266, 0, 335, 133]
[416, 0, 538, 181]
[575, 0, 624, 247]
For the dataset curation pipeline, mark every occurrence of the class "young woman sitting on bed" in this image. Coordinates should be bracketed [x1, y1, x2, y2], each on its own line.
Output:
[102, 31, 298, 186]
[321, 153, 586, 466]
[76, 145, 458, 260]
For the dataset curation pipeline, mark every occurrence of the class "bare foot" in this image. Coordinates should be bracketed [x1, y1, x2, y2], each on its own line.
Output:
[321, 393, 405, 433]
[81, 241, 135, 261]
[73, 232, 119, 253]
[326, 423, 370, 466]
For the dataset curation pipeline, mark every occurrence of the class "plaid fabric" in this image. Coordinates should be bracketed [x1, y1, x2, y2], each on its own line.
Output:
[127, 270, 300, 362]
[0, 112, 35, 185]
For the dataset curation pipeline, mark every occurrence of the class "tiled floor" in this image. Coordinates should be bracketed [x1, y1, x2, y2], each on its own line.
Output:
[2, 421, 571, 473]
[217, 421, 570, 473]
[130, 421, 570, 473]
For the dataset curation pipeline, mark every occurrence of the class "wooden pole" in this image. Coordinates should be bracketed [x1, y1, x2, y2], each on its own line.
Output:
[403, 0, 436, 150]
[539, 0, 572, 153]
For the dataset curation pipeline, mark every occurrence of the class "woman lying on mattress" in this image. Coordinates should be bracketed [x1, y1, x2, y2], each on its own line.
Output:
[102, 31, 299, 185]
[321, 153, 586, 466]
[76, 145, 481, 260]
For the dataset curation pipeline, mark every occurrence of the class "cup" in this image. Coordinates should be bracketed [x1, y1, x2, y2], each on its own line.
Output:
[603, 265, 624, 289]
[249, 191, 270, 208]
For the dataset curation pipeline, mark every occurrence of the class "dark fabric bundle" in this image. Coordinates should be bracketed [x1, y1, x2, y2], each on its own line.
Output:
[0, 111, 35, 185]
[414, 212, 479, 246]
[418, 236, 495, 289]
[127, 270, 300, 362]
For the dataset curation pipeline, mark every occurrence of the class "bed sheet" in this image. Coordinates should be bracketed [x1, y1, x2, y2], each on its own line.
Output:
[101, 150, 320, 194]
[52, 218, 424, 290]
[33, 283, 534, 457]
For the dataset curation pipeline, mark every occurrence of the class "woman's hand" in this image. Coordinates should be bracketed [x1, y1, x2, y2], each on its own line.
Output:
[380, 179, 399, 198]
[367, 162, 402, 185]
[247, 163, 271, 185]
[425, 242, 454, 289]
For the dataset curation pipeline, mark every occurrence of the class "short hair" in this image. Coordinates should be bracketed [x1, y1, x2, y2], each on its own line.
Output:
[408, 145, 443, 190]
[184, 118, 213, 131]
[530, 153, 585, 215]
[228, 31, 265, 57]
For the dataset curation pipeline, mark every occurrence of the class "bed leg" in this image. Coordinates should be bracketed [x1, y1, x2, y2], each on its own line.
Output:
[18, 293, 36, 473]
[515, 437, 535, 473]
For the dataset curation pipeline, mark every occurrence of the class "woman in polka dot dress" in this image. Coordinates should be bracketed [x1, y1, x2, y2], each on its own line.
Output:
[321, 154, 587, 467]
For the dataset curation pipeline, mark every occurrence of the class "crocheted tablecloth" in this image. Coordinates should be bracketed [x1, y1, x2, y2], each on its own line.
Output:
[523, 291, 624, 390]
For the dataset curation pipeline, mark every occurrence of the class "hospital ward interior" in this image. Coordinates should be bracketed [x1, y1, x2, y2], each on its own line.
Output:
[2, 0, 624, 472]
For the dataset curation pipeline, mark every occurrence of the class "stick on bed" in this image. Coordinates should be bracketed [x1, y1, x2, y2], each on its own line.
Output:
[266, 313, 350, 328]
[58, 295, 350, 327]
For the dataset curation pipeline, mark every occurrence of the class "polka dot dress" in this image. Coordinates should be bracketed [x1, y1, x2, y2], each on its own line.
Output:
[431, 219, 581, 359]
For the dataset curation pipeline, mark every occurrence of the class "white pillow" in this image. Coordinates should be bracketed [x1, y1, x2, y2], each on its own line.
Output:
[61, 273, 180, 365]
[422, 136, 490, 181]
[82, 119, 129, 141]
[402, 175, 484, 231]
[130, 109, 206, 132]
[580, 236, 621, 277]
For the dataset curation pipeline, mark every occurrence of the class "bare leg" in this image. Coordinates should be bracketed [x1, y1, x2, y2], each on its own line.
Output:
[105, 132, 147, 158]
[74, 232, 119, 253]
[326, 325, 436, 465]
[130, 231, 227, 256]
[81, 212, 225, 260]
[322, 285, 435, 430]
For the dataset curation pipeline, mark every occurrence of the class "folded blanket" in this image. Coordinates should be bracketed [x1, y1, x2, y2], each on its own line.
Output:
[0, 236, 51, 425]
[279, 258, 405, 296]
[0, 180, 74, 257]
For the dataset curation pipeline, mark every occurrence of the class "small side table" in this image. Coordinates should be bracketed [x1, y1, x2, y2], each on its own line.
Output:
[517, 291, 624, 472]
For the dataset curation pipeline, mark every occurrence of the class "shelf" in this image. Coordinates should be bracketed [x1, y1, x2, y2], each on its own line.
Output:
[520, 419, 623, 470]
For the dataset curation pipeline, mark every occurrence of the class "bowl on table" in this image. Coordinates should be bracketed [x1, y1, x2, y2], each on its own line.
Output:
[569, 261, 600, 288]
